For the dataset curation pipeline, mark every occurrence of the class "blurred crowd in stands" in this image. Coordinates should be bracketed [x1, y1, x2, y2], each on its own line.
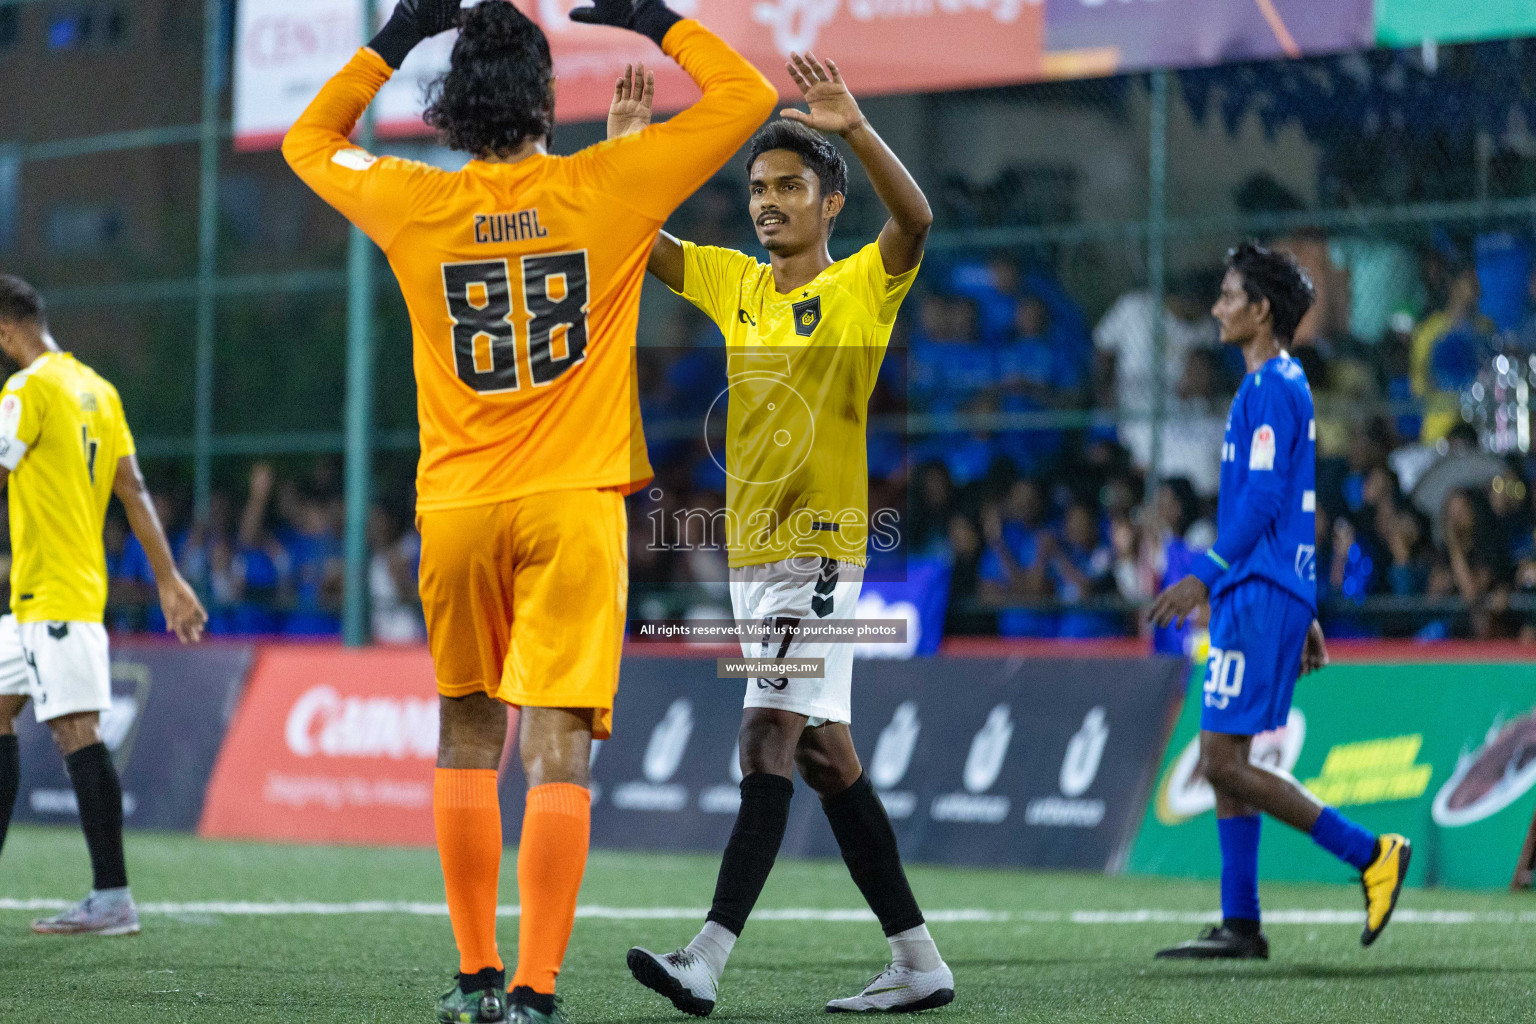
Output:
[16, 215, 1536, 645]
[631, 216, 1536, 646]
[6, 460, 429, 645]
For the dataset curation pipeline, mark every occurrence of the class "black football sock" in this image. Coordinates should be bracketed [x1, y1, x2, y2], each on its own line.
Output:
[0, 734, 18, 861]
[822, 773, 925, 936]
[459, 966, 503, 995]
[64, 743, 128, 891]
[705, 773, 794, 936]
[509, 985, 553, 1014]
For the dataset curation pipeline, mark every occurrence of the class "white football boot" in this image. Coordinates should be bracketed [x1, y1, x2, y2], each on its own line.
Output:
[31, 892, 141, 936]
[627, 947, 719, 1017]
[825, 961, 955, 1013]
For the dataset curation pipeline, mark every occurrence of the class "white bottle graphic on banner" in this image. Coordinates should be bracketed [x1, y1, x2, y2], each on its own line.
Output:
[643, 699, 694, 784]
[1059, 706, 1109, 798]
[870, 702, 921, 790]
[729, 739, 744, 784]
[964, 704, 1014, 794]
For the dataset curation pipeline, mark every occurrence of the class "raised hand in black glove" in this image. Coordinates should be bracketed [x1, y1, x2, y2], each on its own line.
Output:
[569, 0, 682, 48]
[370, 0, 464, 69]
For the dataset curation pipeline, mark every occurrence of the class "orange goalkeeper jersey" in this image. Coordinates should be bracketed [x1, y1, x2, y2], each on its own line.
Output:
[284, 22, 776, 513]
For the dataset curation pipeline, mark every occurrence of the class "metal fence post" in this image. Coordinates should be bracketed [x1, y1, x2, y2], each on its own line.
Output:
[192, 0, 222, 523]
[342, 0, 379, 647]
[1146, 70, 1169, 500]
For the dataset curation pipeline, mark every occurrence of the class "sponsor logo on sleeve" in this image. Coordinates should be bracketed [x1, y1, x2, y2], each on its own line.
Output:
[331, 149, 377, 172]
[1249, 424, 1276, 470]
[0, 393, 20, 436]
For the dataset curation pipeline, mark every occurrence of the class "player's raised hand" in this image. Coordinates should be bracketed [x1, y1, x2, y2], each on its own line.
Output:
[608, 63, 656, 140]
[370, 0, 463, 69]
[1147, 574, 1208, 630]
[394, 0, 464, 37]
[781, 53, 865, 137]
[160, 574, 209, 645]
[570, 0, 681, 46]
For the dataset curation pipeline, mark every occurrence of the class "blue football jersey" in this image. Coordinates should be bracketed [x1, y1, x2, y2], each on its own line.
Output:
[1192, 353, 1318, 612]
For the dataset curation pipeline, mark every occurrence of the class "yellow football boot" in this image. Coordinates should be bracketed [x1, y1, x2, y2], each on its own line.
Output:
[1360, 833, 1411, 947]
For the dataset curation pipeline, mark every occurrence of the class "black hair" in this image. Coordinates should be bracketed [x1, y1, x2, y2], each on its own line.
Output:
[1225, 241, 1315, 343]
[423, 2, 552, 158]
[0, 275, 43, 326]
[1160, 476, 1200, 536]
[745, 120, 849, 230]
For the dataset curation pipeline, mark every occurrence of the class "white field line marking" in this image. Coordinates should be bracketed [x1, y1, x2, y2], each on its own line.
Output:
[1, 900, 1534, 925]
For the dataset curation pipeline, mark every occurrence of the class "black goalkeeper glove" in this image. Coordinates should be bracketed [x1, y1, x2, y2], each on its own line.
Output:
[369, 0, 464, 69]
[569, 0, 682, 48]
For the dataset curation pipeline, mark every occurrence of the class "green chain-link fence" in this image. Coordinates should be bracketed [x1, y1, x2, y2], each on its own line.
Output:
[5, 0, 1536, 641]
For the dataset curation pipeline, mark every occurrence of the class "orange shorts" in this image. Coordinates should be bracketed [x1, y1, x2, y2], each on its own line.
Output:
[417, 489, 627, 739]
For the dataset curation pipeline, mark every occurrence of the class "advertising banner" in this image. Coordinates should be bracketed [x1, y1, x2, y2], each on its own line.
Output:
[14, 643, 253, 831]
[1045, 0, 1373, 76]
[855, 559, 951, 659]
[566, 652, 1186, 869]
[199, 647, 441, 845]
[234, 0, 1043, 149]
[1129, 660, 1536, 890]
[1375, 0, 1536, 47]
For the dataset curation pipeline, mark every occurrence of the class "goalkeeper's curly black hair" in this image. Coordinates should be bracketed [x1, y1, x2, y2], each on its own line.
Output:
[424, 1, 553, 158]
[1225, 241, 1315, 344]
[746, 119, 849, 233]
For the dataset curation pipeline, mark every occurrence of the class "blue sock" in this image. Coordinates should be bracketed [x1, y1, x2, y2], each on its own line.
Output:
[1217, 815, 1261, 926]
[1310, 806, 1377, 871]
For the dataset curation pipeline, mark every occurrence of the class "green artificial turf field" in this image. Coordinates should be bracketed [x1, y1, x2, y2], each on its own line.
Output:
[2, 825, 1534, 1022]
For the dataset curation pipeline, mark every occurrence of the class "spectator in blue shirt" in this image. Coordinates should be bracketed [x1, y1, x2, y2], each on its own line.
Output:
[280, 483, 345, 637]
[995, 295, 1072, 475]
[234, 463, 294, 634]
[1050, 501, 1122, 638]
[909, 295, 993, 413]
[978, 478, 1057, 637]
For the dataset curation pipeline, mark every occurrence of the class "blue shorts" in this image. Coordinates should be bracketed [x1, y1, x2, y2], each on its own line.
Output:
[1201, 579, 1312, 736]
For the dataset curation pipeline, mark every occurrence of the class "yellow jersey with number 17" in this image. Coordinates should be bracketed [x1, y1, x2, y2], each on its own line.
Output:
[675, 240, 919, 568]
[0, 352, 135, 623]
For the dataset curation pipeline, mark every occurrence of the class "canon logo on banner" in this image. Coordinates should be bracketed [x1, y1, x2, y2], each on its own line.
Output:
[284, 685, 437, 760]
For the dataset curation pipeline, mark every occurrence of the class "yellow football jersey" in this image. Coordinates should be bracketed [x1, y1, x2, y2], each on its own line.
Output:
[0, 352, 135, 623]
[675, 240, 919, 568]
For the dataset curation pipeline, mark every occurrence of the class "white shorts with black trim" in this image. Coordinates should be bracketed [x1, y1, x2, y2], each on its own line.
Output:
[0, 615, 112, 723]
[729, 556, 864, 726]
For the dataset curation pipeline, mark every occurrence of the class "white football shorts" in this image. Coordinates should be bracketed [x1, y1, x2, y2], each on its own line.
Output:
[729, 556, 863, 725]
[0, 615, 112, 723]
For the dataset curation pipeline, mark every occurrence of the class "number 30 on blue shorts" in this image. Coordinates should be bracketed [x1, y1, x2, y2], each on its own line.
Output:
[1202, 580, 1313, 736]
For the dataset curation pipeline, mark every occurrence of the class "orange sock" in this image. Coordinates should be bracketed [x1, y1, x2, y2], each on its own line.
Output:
[511, 783, 592, 995]
[434, 768, 504, 974]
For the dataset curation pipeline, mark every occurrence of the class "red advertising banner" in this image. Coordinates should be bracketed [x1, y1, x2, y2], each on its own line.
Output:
[234, 0, 1043, 148]
[541, 0, 1045, 124]
[199, 646, 441, 845]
